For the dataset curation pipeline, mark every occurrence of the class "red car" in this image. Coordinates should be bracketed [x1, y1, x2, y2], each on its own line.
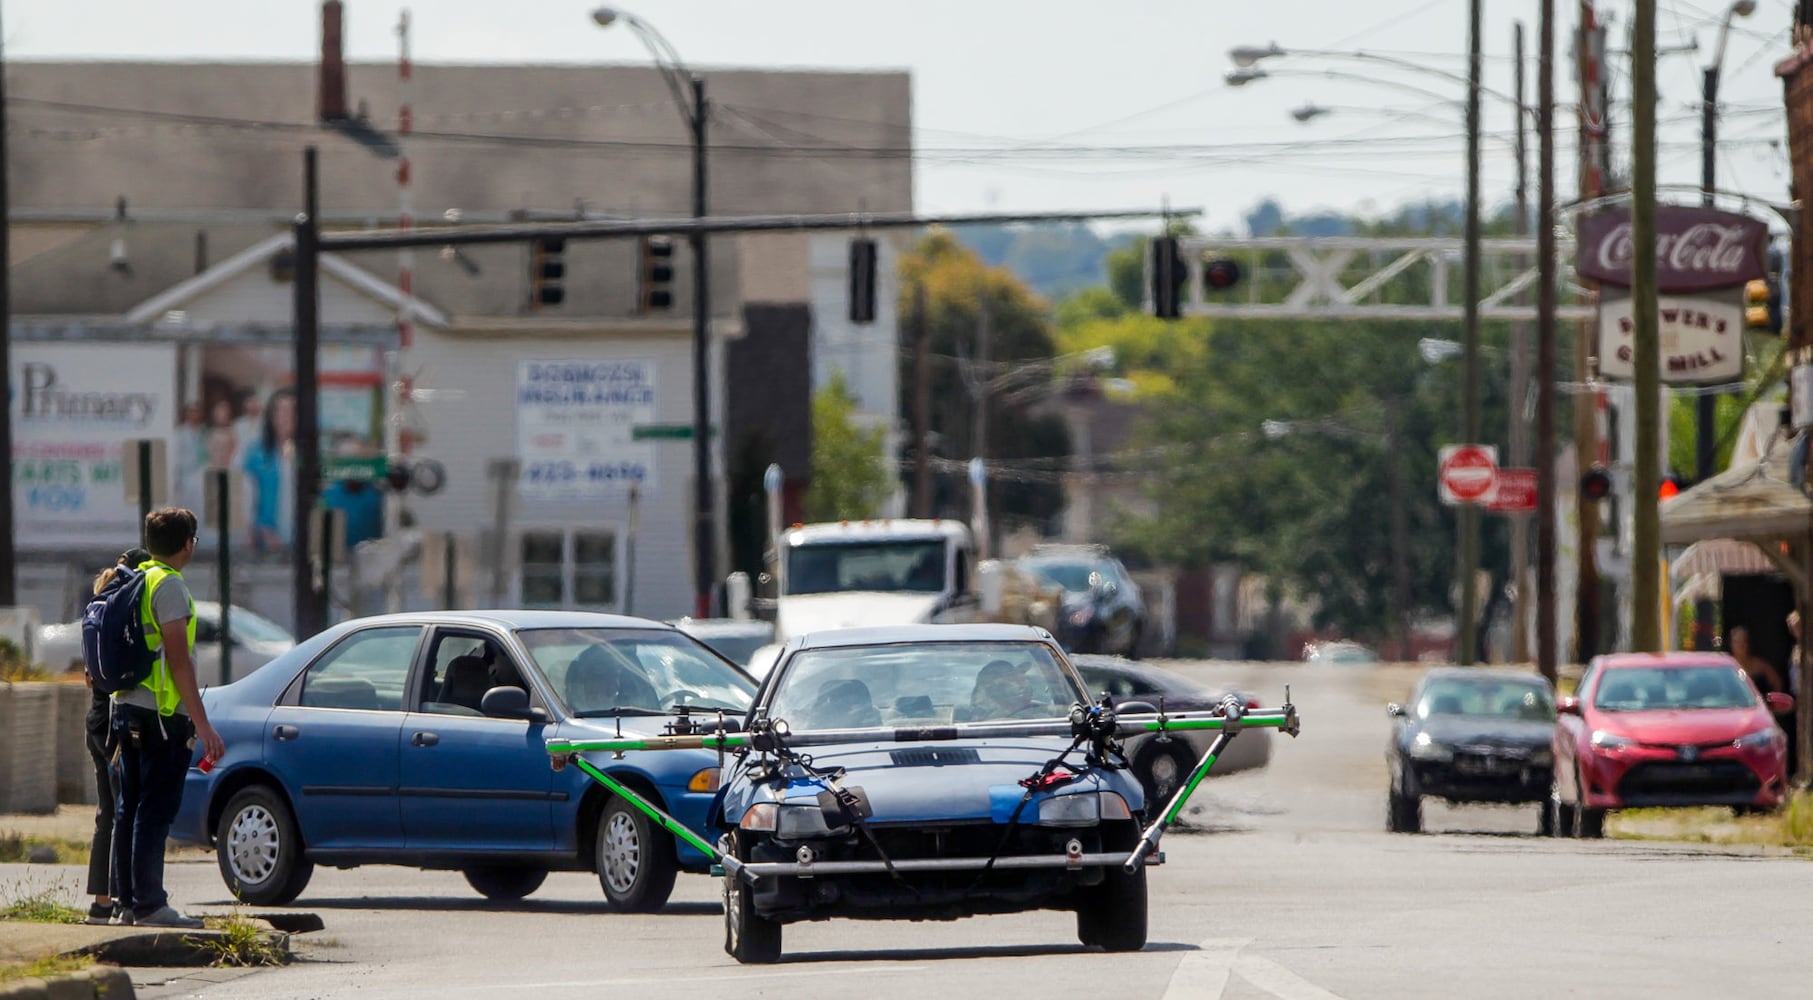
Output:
[1551, 652, 1793, 838]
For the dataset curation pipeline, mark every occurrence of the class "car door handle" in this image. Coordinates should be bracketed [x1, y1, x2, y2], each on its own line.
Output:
[273, 724, 299, 741]
[411, 731, 440, 748]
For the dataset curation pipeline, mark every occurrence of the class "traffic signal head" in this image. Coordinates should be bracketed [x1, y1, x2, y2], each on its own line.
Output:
[385, 461, 412, 493]
[1580, 466, 1613, 502]
[530, 237, 565, 308]
[848, 237, 878, 324]
[638, 235, 676, 313]
[1149, 236, 1182, 319]
[1658, 472, 1689, 502]
[1204, 257, 1242, 291]
[1744, 278, 1773, 331]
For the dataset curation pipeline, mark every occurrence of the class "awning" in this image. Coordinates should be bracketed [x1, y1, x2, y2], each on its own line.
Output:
[1659, 431, 1813, 546]
[1669, 538, 1786, 605]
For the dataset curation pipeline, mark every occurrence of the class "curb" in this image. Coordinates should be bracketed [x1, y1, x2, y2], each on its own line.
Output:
[0, 966, 134, 1000]
[79, 928, 290, 968]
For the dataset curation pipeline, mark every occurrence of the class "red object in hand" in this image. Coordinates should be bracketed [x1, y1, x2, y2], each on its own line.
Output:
[197, 755, 215, 774]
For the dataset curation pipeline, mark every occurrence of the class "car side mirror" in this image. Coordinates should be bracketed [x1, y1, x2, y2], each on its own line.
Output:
[1386, 702, 1406, 718]
[481, 685, 547, 723]
[1556, 696, 1581, 716]
[1118, 700, 1159, 716]
[1766, 692, 1795, 713]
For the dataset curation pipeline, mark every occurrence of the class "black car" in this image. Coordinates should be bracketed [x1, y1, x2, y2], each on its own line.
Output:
[1017, 547, 1146, 658]
[1386, 668, 1557, 835]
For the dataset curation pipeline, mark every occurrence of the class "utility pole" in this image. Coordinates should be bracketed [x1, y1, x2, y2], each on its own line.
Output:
[0, 6, 15, 608]
[1510, 20, 1532, 664]
[689, 73, 714, 620]
[292, 147, 324, 639]
[1537, 0, 1560, 683]
[1574, 1, 1607, 662]
[1388, 400, 1413, 662]
[1457, 0, 1484, 665]
[1631, 0, 1661, 652]
[912, 283, 931, 518]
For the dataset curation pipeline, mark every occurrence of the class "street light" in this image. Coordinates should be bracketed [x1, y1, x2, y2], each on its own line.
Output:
[1689, 0, 1756, 650]
[592, 7, 718, 618]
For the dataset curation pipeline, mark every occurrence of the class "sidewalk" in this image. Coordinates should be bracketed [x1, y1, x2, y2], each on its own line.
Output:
[0, 806, 95, 844]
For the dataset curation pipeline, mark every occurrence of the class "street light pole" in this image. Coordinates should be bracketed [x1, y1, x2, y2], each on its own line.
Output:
[1458, 0, 1484, 665]
[594, 7, 716, 618]
[1693, 0, 1756, 651]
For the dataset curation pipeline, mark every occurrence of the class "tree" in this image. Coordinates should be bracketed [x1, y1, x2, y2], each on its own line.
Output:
[804, 372, 892, 522]
[897, 230, 1071, 536]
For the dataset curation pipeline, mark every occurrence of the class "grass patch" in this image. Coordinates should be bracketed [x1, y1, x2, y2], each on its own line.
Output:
[197, 909, 289, 968]
[1611, 790, 1813, 849]
[0, 886, 86, 924]
[0, 831, 92, 866]
[0, 954, 96, 985]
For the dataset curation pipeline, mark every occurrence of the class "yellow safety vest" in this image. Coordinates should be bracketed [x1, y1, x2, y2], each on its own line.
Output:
[136, 560, 197, 717]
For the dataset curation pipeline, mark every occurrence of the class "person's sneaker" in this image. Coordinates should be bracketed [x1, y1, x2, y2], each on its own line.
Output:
[84, 903, 114, 925]
[108, 908, 136, 926]
[133, 905, 204, 929]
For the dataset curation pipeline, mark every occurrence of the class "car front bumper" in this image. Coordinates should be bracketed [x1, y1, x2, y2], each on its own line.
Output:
[1579, 743, 1788, 810]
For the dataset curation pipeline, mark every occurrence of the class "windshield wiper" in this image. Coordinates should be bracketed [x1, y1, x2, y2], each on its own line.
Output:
[676, 704, 747, 715]
[574, 707, 668, 718]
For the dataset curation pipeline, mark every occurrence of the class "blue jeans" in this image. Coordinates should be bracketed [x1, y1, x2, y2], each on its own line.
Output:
[110, 704, 193, 916]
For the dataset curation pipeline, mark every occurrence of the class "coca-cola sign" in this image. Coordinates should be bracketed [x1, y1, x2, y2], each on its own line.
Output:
[1577, 205, 1768, 292]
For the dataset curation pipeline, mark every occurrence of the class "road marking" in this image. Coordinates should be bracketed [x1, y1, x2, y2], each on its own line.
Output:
[1164, 937, 1347, 1000]
[1161, 937, 1248, 999]
[440, 964, 930, 991]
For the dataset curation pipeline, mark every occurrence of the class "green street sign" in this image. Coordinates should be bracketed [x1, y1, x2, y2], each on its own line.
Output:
[323, 455, 390, 482]
[632, 424, 717, 441]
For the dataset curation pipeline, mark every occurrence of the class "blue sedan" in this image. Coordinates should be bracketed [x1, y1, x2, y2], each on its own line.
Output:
[171, 610, 756, 910]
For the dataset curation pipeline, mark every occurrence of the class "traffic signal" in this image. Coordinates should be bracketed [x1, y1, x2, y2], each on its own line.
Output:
[848, 237, 877, 324]
[1658, 472, 1686, 502]
[1204, 257, 1243, 291]
[385, 461, 412, 493]
[1150, 236, 1182, 319]
[638, 235, 675, 313]
[529, 237, 565, 308]
[1580, 466, 1613, 502]
[1744, 278, 1772, 331]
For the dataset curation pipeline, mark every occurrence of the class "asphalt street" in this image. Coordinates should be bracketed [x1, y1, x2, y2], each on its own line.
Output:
[7, 660, 1811, 999]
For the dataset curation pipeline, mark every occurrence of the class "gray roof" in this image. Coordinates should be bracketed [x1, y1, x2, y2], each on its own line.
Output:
[794, 624, 1057, 649]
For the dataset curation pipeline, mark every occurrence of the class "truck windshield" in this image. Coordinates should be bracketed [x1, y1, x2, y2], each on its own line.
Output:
[787, 540, 946, 595]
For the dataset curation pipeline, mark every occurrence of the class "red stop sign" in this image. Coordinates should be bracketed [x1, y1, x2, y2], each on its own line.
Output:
[1439, 445, 1498, 504]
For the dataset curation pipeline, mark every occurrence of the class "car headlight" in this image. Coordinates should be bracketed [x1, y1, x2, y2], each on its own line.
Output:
[1590, 730, 1635, 750]
[776, 803, 850, 839]
[738, 803, 778, 831]
[1529, 749, 1554, 767]
[1409, 732, 1452, 762]
[1068, 606, 1096, 627]
[1037, 791, 1131, 827]
[1734, 726, 1782, 751]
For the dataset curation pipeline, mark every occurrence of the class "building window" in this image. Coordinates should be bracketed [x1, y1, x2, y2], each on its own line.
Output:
[519, 528, 618, 609]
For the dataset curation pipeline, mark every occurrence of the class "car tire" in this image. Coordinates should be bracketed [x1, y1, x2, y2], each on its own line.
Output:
[1076, 862, 1148, 952]
[595, 796, 678, 913]
[216, 785, 314, 907]
[722, 833, 782, 964]
[462, 864, 549, 901]
[1386, 780, 1422, 834]
[1548, 790, 1575, 838]
[1133, 741, 1194, 815]
[1572, 767, 1605, 839]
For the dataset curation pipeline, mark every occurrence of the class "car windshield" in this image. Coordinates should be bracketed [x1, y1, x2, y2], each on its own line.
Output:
[695, 633, 771, 668]
[228, 607, 295, 645]
[1023, 561, 1100, 594]
[767, 640, 1082, 729]
[1592, 666, 1757, 712]
[786, 540, 946, 595]
[519, 628, 757, 717]
[1416, 678, 1555, 721]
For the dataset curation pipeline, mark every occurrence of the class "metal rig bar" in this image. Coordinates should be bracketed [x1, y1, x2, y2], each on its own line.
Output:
[740, 851, 1163, 879]
[568, 756, 722, 861]
[1125, 731, 1233, 872]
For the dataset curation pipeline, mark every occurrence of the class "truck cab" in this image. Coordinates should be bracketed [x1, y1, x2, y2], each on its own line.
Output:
[772, 519, 982, 641]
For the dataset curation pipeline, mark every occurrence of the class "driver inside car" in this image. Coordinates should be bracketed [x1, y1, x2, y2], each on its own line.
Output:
[564, 646, 662, 714]
[969, 659, 1043, 720]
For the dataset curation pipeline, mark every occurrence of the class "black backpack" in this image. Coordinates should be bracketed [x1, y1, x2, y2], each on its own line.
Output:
[81, 566, 158, 694]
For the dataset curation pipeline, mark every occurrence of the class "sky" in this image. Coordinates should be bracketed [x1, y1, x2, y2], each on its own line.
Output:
[4, 1, 1799, 235]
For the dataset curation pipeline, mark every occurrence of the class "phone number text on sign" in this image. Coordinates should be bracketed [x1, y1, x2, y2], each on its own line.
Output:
[516, 360, 659, 499]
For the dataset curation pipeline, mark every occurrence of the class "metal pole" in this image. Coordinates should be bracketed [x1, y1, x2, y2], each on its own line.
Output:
[137, 440, 154, 549]
[1692, 63, 1721, 651]
[690, 73, 714, 619]
[213, 468, 233, 684]
[1574, 2, 1605, 663]
[1388, 402, 1413, 661]
[442, 532, 457, 610]
[625, 483, 640, 616]
[0, 8, 15, 608]
[1458, 0, 1484, 665]
[1537, 0, 1560, 684]
[1510, 20, 1532, 664]
[292, 147, 324, 639]
[913, 283, 931, 517]
[1631, 0, 1661, 652]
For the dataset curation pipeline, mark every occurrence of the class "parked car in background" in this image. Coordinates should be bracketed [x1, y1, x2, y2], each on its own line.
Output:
[1071, 655, 1270, 806]
[670, 618, 775, 670]
[1305, 641, 1380, 665]
[717, 625, 1151, 962]
[1016, 545, 1145, 658]
[1386, 668, 1557, 835]
[170, 610, 757, 910]
[1552, 652, 1792, 838]
[36, 601, 294, 685]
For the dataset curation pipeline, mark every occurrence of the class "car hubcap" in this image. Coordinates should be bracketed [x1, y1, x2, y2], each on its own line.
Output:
[721, 836, 741, 948]
[602, 812, 641, 894]
[228, 805, 279, 885]
[1151, 754, 1181, 801]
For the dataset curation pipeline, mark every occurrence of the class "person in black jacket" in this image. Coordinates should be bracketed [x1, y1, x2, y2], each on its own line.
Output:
[82, 546, 150, 925]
